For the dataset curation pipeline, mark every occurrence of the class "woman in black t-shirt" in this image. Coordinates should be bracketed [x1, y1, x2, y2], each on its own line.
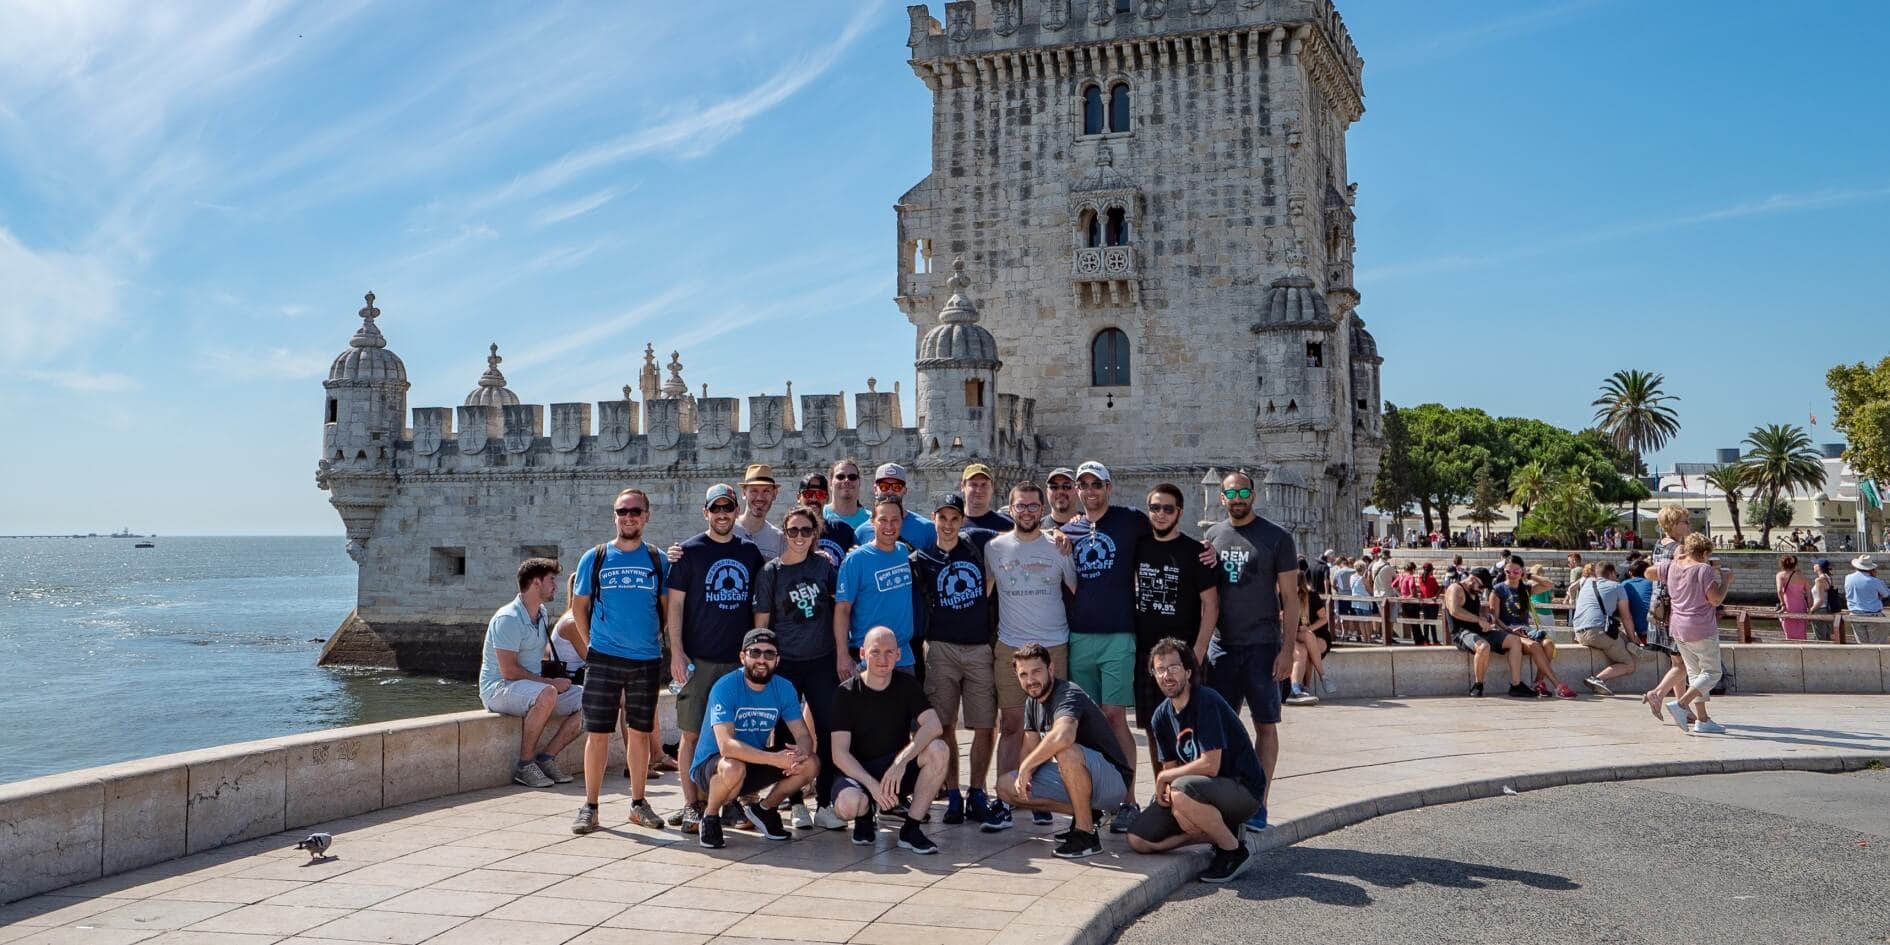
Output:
[753, 505, 841, 825]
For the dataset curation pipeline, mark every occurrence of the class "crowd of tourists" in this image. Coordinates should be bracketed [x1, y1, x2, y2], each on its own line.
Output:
[476, 459, 1289, 884]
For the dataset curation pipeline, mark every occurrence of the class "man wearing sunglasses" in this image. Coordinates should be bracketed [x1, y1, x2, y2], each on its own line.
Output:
[825, 458, 870, 536]
[1044, 467, 1080, 527]
[665, 484, 765, 833]
[854, 462, 937, 549]
[909, 491, 1000, 826]
[795, 472, 856, 568]
[1202, 470, 1299, 834]
[1133, 484, 1220, 798]
[691, 628, 818, 849]
[570, 489, 669, 834]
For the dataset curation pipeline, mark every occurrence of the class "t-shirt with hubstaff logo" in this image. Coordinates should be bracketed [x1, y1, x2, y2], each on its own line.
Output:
[666, 533, 764, 662]
[1060, 506, 1152, 636]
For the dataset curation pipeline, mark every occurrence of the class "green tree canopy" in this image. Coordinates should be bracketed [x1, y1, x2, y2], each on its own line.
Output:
[1517, 469, 1620, 548]
[1740, 423, 1826, 547]
[1592, 369, 1681, 476]
[1703, 464, 1749, 548]
[1827, 355, 1890, 487]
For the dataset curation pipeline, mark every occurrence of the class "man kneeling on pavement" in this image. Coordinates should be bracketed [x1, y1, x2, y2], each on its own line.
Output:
[690, 628, 820, 849]
[830, 627, 950, 854]
[1126, 637, 1264, 884]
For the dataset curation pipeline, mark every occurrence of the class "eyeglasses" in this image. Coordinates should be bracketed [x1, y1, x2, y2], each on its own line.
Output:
[1152, 662, 1187, 677]
[707, 502, 738, 514]
[832, 473, 860, 481]
[1012, 502, 1043, 513]
[783, 525, 816, 538]
[875, 481, 907, 493]
[1222, 488, 1254, 500]
[745, 647, 779, 660]
[799, 489, 829, 502]
[1147, 503, 1178, 514]
[614, 507, 647, 517]
[1047, 482, 1074, 491]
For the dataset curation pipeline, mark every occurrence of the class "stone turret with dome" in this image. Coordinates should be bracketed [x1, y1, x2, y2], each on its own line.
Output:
[915, 259, 1004, 465]
[327, 292, 407, 387]
[464, 343, 520, 409]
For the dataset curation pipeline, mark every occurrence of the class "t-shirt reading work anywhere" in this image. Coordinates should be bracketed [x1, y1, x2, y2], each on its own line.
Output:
[688, 669, 804, 781]
[666, 533, 764, 663]
[573, 542, 668, 661]
[1061, 506, 1152, 636]
[836, 544, 917, 666]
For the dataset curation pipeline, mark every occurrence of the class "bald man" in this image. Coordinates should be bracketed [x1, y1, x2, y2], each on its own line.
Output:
[828, 627, 949, 854]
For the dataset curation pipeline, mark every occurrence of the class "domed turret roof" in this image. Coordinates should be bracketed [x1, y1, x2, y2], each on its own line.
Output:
[918, 259, 1001, 368]
[327, 292, 408, 386]
[1252, 268, 1333, 332]
[1350, 318, 1380, 362]
[464, 343, 520, 408]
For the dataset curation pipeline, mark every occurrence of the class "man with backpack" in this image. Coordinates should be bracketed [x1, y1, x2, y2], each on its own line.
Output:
[570, 489, 669, 834]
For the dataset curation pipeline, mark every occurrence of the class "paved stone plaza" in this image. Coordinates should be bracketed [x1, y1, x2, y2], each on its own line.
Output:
[4, 695, 1886, 945]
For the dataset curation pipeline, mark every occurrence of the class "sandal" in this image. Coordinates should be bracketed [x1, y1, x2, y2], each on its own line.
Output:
[652, 755, 681, 773]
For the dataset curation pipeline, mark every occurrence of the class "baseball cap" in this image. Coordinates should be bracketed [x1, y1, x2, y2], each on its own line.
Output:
[1047, 466, 1077, 483]
[741, 628, 778, 650]
[703, 483, 739, 509]
[961, 463, 993, 482]
[1469, 567, 1494, 585]
[799, 472, 829, 491]
[934, 492, 966, 513]
[1075, 460, 1110, 483]
[874, 462, 908, 484]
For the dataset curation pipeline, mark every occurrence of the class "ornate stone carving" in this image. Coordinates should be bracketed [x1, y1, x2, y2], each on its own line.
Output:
[803, 397, 839, 448]
[646, 399, 680, 451]
[1088, 0, 1112, 26]
[993, 0, 1022, 35]
[751, 397, 784, 448]
[315, 459, 334, 491]
[345, 539, 366, 565]
[1141, 0, 1168, 19]
[1042, 0, 1069, 31]
[413, 410, 444, 455]
[597, 399, 633, 452]
[1187, 0, 1216, 13]
[947, 1, 974, 41]
[699, 399, 735, 450]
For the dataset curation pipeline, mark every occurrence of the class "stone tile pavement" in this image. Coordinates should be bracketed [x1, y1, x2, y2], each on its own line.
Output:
[4, 694, 1887, 945]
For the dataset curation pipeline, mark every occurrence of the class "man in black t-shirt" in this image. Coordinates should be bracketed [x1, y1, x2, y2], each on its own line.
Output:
[829, 628, 948, 855]
[997, 644, 1134, 859]
[664, 484, 765, 832]
[910, 492, 999, 827]
[1133, 483, 1221, 785]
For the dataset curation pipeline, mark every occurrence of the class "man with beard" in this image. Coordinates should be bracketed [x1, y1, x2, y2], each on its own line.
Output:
[960, 463, 1013, 531]
[570, 489, 669, 834]
[995, 643, 1135, 858]
[1202, 470, 1298, 833]
[1044, 467, 1080, 527]
[665, 484, 765, 832]
[829, 627, 948, 853]
[826, 458, 870, 536]
[980, 482, 1078, 832]
[794, 472, 856, 568]
[1133, 484, 1220, 789]
[1126, 638, 1264, 884]
[855, 463, 938, 548]
[733, 464, 784, 560]
[691, 628, 818, 849]
[909, 492, 999, 826]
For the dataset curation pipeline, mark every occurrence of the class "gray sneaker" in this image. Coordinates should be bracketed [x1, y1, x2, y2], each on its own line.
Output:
[535, 756, 573, 784]
[513, 761, 554, 788]
[1583, 675, 1614, 697]
[1691, 719, 1726, 735]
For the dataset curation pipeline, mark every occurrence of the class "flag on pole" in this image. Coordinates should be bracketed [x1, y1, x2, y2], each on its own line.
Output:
[1863, 479, 1883, 512]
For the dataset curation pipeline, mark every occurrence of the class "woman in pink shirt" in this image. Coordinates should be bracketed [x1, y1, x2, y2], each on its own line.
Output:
[1654, 533, 1734, 734]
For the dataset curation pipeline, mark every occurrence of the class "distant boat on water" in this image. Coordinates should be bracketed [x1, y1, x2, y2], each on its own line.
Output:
[134, 541, 155, 549]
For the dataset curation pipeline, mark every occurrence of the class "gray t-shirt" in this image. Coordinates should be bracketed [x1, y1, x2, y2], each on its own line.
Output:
[478, 597, 546, 703]
[752, 555, 837, 662]
[1571, 577, 1626, 630]
[1024, 678, 1135, 786]
[1204, 516, 1297, 648]
[986, 531, 1077, 647]
[735, 519, 785, 560]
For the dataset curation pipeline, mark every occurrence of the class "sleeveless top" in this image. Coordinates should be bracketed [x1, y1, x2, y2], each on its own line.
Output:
[1446, 585, 1483, 634]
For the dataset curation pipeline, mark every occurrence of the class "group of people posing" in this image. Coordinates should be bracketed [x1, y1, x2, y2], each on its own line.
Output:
[476, 458, 1299, 883]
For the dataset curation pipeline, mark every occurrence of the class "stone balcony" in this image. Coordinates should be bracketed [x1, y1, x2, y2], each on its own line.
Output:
[1071, 246, 1139, 306]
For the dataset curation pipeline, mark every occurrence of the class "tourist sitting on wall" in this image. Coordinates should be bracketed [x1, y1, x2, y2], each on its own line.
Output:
[1448, 567, 1529, 699]
[1489, 559, 1576, 699]
[1127, 638, 1264, 884]
[1571, 562, 1645, 697]
[477, 557, 584, 788]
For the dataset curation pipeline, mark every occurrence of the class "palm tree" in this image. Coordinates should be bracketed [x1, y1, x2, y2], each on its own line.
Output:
[1740, 423, 1827, 548]
[1509, 460, 1548, 520]
[1592, 370, 1682, 476]
[1703, 464, 1748, 548]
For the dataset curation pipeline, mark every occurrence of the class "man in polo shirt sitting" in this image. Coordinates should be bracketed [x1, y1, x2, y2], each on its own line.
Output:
[478, 557, 584, 788]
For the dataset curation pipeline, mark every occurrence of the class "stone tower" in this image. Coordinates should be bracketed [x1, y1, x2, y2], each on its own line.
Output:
[915, 258, 1003, 468]
[895, 0, 1380, 552]
[320, 292, 408, 563]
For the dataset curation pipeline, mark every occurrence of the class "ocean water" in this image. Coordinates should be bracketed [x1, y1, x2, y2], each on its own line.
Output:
[0, 536, 479, 783]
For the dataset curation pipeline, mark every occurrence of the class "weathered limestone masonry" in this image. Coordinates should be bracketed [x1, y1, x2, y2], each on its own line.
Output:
[317, 0, 1384, 674]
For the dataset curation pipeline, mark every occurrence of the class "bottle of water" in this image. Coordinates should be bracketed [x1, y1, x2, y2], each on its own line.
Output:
[669, 662, 694, 696]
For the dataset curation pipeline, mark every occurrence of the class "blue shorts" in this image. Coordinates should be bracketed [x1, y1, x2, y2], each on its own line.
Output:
[1028, 745, 1128, 811]
[1206, 642, 1283, 726]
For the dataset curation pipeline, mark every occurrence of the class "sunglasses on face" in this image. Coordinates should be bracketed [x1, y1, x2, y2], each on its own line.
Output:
[708, 502, 738, 514]
[614, 507, 647, 517]
[745, 647, 779, 660]
[799, 489, 829, 502]
[784, 525, 816, 538]
[1048, 482, 1074, 491]
[832, 473, 860, 481]
[1223, 488, 1254, 500]
[1147, 503, 1178, 514]
[875, 481, 907, 493]
[1076, 481, 1106, 491]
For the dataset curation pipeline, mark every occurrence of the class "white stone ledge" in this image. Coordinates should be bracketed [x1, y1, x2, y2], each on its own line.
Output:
[1318, 643, 1889, 700]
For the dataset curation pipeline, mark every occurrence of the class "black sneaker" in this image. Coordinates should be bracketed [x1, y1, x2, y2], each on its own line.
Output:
[1508, 683, 1537, 699]
[743, 802, 791, 841]
[1469, 682, 1484, 698]
[1055, 810, 1103, 841]
[571, 803, 599, 835]
[897, 821, 938, 855]
[851, 815, 876, 846]
[1052, 828, 1101, 859]
[698, 814, 725, 849]
[1199, 844, 1252, 884]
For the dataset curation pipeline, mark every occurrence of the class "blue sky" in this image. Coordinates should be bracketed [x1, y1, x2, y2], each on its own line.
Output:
[1, 0, 1884, 536]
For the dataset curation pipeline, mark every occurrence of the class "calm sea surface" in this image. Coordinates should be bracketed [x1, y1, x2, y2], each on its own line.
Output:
[0, 536, 478, 783]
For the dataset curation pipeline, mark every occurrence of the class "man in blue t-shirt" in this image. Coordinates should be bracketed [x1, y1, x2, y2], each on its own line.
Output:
[824, 458, 871, 536]
[665, 483, 765, 831]
[570, 488, 670, 835]
[1060, 461, 1153, 833]
[837, 494, 919, 672]
[689, 628, 818, 849]
[1127, 638, 1264, 885]
[854, 463, 937, 549]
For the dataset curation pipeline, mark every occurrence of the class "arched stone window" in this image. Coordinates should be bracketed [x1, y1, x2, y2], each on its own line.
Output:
[1104, 207, 1129, 246]
[1109, 83, 1131, 133]
[1082, 85, 1105, 135]
[1082, 210, 1102, 248]
[1091, 328, 1130, 387]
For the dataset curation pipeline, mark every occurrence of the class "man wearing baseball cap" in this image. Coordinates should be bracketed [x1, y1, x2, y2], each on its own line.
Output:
[961, 463, 1013, 531]
[690, 628, 817, 849]
[1044, 467, 1080, 527]
[855, 462, 938, 549]
[1846, 555, 1889, 643]
[664, 483, 766, 832]
[909, 491, 1002, 826]
[795, 472, 857, 569]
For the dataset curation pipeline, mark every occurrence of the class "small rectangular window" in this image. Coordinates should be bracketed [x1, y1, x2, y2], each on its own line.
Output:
[430, 547, 467, 583]
[325, 398, 338, 423]
[964, 378, 985, 407]
[1306, 342, 1323, 367]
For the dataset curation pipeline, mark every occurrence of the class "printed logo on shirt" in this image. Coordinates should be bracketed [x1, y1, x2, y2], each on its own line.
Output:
[1136, 561, 1181, 616]
[704, 559, 752, 609]
[1219, 547, 1251, 584]
[936, 561, 984, 609]
[1073, 529, 1118, 581]
[787, 582, 821, 619]
[1174, 725, 1199, 763]
[732, 706, 779, 735]
[873, 564, 913, 593]
[600, 565, 658, 593]
[817, 539, 845, 568]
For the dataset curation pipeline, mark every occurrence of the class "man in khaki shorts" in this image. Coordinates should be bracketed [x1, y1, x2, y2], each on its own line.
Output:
[1570, 561, 1645, 696]
[909, 492, 1001, 825]
[981, 481, 1077, 832]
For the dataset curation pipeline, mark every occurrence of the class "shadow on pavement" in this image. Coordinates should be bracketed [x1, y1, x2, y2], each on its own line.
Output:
[1186, 845, 1580, 908]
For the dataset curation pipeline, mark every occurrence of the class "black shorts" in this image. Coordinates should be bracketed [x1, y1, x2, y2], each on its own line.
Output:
[580, 651, 663, 734]
[1453, 628, 1512, 655]
[829, 752, 921, 807]
[691, 753, 788, 796]
[1128, 775, 1260, 843]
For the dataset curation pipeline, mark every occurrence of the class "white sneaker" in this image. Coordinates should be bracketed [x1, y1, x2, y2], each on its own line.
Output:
[790, 799, 815, 831]
[813, 805, 848, 830]
[1663, 701, 1690, 733]
[1691, 719, 1726, 735]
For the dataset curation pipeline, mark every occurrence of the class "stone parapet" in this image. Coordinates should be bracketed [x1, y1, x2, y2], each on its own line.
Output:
[1318, 643, 1888, 700]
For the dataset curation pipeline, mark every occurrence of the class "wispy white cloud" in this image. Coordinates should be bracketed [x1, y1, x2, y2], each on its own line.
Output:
[507, 285, 698, 372]
[200, 345, 333, 382]
[532, 187, 629, 228]
[0, 227, 119, 366]
[23, 369, 140, 393]
[525, 241, 607, 273]
[1359, 185, 1890, 282]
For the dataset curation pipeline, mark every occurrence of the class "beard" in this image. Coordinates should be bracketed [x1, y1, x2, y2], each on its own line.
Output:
[743, 664, 774, 685]
[709, 518, 735, 537]
[1152, 521, 1178, 539]
[1158, 678, 1187, 700]
[617, 522, 643, 541]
